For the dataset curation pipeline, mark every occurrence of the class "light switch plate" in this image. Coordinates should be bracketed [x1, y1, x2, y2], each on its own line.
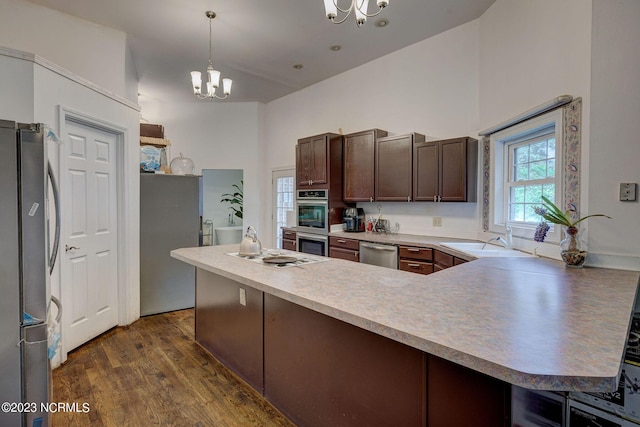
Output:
[620, 183, 637, 201]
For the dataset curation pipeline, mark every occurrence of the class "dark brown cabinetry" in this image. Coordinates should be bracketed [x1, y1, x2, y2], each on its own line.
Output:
[399, 246, 434, 275]
[343, 129, 388, 202]
[329, 236, 359, 262]
[375, 133, 425, 201]
[428, 354, 510, 426]
[264, 293, 427, 427]
[296, 133, 344, 190]
[413, 136, 478, 202]
[281, 228, 296, 251]
[195, 269, 264, 392]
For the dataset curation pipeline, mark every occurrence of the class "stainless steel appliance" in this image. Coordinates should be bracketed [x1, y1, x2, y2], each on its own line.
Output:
[343, 207, 365, 232]
[511, 386, 565, 427]
[140, 174, 200, 316]
[296, 232, 329, 257]
[1, 120, 60, 427]
[296, 190, 330, 234]
[359, 242, 398, 269]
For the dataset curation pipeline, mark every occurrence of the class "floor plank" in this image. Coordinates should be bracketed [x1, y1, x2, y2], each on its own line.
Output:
[52, 309, 295, 427]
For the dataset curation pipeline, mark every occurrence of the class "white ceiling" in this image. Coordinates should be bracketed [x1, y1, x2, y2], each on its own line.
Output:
[25, 0, 496, 103]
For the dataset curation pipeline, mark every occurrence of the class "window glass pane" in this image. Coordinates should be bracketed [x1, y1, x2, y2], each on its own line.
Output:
[547, 159, 555, 178]
[511, 186, 525, 203]
[514, 164, 529, 181]
[525, 185, 543, 204]
[529, 141, 547, 161]
[514, 146, 529, 164]
[510, 203, 524, 222]
[548, 139, 556, 158]
[543, 184, 555, 201]
[529, 160, 548, 180]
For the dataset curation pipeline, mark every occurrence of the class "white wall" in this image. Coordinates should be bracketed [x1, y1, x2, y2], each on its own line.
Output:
[262, 20, 481, 246]
[588, 0, 640, 269]
[0, 0, 132, 101]
[140, 100, 262, 236]
[0, 52, 34, 122]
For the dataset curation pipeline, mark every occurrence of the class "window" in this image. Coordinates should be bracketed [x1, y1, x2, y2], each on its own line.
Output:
[490, 109, 564, 242]
[272, 169, 295, 249]
[506, 130, 556, 223]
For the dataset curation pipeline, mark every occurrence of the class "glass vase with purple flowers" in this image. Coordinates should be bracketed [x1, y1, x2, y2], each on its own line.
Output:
[532, 196, 610, 268]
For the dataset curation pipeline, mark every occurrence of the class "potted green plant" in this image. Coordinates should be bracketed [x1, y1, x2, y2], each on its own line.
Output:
[533, 196, 610, 267]
[220, 180, 243, 221]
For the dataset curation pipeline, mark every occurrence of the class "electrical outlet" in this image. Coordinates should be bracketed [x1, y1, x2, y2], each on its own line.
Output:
[239, 288, 247, 306]
[433, 217, 442, 227]
[620, 183, 638, 201]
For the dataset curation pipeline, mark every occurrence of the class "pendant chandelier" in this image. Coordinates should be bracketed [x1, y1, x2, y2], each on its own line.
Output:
[190, 11, 232, 100]
[323, 0, 389, 27]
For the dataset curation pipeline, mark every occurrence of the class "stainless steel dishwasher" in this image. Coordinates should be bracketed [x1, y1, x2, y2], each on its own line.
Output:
[359, 241, 398, 269]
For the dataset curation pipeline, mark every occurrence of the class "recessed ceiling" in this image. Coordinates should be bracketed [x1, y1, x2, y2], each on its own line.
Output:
[24, 0, 496, 103]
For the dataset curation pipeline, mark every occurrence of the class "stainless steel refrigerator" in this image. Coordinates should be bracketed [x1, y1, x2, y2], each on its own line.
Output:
[140, 174, 199, 316]
[0, 120, 60, 426]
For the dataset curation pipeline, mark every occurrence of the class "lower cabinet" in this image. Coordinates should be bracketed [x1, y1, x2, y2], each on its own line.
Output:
[264, 294, 427, 427]
[399, 246, 434, 275]
[329, 236, 360, 262]
[195, 269, 264, 392]
[195, 268, 510, 427]
[281, 228, 296, 251]
[428, 354, 510, 427]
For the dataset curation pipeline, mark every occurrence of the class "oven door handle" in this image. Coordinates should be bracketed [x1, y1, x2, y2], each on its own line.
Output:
[296, 232, 329, 242]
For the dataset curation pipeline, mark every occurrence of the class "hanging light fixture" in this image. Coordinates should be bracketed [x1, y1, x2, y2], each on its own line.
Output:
[323, 0, 389, 27]
[190, 11, 232, 100]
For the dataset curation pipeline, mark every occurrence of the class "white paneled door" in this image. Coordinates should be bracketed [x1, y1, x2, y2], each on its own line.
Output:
[61, 119, 119, 352]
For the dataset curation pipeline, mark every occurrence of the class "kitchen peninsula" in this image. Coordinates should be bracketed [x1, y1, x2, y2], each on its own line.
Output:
[172, 244, 640, 426]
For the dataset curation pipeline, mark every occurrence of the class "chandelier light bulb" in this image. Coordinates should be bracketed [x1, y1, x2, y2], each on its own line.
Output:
[323, 0, 389, 27]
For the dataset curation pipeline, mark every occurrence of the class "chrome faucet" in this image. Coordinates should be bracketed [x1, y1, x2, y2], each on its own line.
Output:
[482, 225, 513, 250]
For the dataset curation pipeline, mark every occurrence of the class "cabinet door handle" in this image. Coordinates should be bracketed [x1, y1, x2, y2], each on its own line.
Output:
[370, 197, 374, 203]
[433, 195, 437, 202]
[354, 251, 359, 258]
[407, 248, 420, 252]
[284, 232, 293, 235]
[407, 196, 411, 202]
[407, 263, 421, 268]
[337, 239, 346, 243]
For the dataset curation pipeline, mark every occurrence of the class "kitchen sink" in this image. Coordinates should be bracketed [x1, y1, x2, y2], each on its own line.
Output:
[440, 242, 534, 258]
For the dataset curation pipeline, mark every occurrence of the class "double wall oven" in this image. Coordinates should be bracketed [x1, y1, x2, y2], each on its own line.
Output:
[296, 190, 329, 256]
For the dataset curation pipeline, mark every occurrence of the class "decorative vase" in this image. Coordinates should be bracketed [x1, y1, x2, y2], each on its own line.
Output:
[560, 226, 588, 268]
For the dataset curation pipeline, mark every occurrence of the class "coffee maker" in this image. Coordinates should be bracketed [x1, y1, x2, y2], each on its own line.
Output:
[343, 208, 365, 232]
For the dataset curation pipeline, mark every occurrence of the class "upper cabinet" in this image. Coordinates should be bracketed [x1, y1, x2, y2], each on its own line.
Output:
[296, 133, 344, 190]
[375, 133, 425, 202]
[413, 137, 478, 202]
[343, 129, 388, 202]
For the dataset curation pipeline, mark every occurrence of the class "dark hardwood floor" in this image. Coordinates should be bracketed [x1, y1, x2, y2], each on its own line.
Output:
[52, 309, 295, 427]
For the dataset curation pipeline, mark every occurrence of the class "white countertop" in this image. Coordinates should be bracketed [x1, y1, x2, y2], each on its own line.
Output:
[172, 244, 640, 392]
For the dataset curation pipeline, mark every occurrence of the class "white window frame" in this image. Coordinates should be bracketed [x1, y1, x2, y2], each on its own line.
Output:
[489, 109, 564, 242]
[272, 167, 295, 249]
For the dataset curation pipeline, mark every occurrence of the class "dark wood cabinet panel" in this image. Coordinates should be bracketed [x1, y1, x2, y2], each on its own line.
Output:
[296, 133, 344, 189]
[329, 246, 359, 262]
[195, 269, 264, 392]
[434, 250, 454, 270]
[264, 294, 427, 427]
[399, 259, 433, 275]
[413, 137, 478, 202]
[281, 228, 296, 251]
[454, 257, 467, 266]
[376, 133, 424, 201]
[282, 239, 296, 251]
[428, 355, 510, 427]
[329, 236, 360, 250]
[343, 129, 388, 202]
[413, 141, 440, 201]
[399, 246, 433, 261]
[297, 135, 327, 187]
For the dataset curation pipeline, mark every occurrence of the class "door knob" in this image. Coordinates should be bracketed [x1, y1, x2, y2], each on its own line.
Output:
[65, 244, 80, 252]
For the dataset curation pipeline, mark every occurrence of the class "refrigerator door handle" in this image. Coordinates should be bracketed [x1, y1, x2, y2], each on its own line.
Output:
[47, 161, 60, 274]
[50, 295, 62, 324]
